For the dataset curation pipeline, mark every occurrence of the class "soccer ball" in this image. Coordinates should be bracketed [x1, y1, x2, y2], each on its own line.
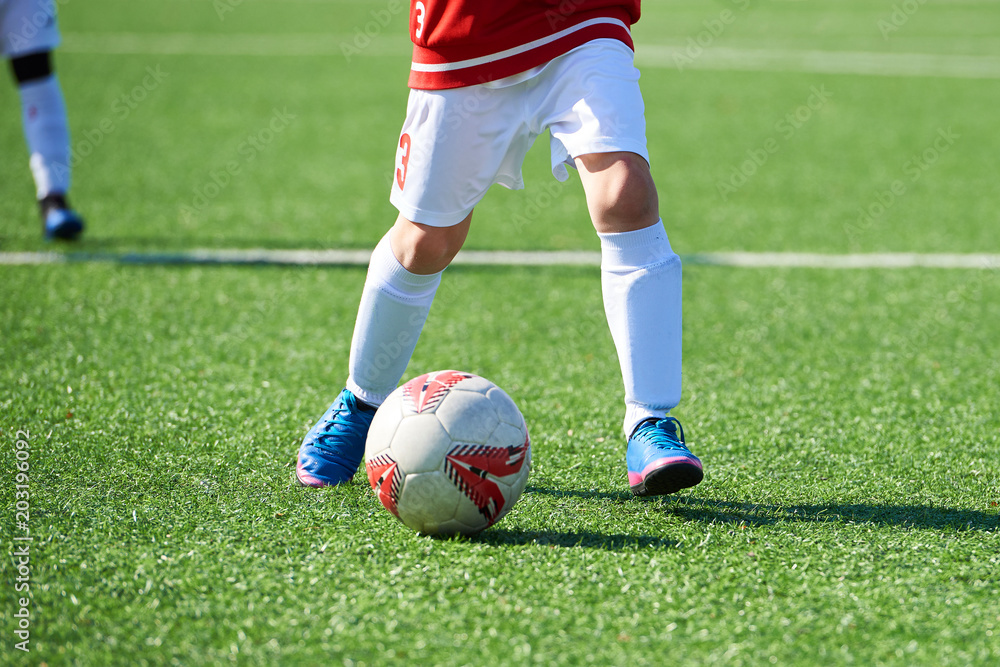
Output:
[364, 370, 531, 536]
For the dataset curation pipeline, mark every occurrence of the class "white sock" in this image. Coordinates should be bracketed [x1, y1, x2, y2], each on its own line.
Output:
[599, 219, 683, 438]
[19, 75, 71, 198]
[346, 233, 442, 406]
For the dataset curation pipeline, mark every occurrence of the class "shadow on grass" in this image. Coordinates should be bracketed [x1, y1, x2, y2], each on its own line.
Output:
[525, 485, 634, 502]
[666, 498, 999, 532]
[525, 486, 1000, 533]
[472, 486, 677, 550]
[478, 528, 677, 550]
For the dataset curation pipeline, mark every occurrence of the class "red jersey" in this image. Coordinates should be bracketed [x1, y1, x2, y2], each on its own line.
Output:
[407, 0, 641, 90]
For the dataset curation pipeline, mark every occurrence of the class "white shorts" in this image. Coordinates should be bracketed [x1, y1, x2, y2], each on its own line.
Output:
[0, 0, 60, 57]
[389, 39, 649, 227]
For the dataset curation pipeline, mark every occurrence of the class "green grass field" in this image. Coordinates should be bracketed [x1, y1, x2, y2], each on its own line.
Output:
[2, 1, 999, 665]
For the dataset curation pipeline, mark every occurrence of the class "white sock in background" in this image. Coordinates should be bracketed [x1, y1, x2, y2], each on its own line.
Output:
[346, 233, 442, 406]
[19, 75, 71, 198]
[598, 219, 683, 438]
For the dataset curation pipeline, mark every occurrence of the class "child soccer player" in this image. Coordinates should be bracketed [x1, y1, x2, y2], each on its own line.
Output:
[2, 0, 84, 239]
[297, 0, 703, 497]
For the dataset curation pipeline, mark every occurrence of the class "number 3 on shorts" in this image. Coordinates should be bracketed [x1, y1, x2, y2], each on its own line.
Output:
[414, 1, 426, 39]
[396, 133, 411, 190]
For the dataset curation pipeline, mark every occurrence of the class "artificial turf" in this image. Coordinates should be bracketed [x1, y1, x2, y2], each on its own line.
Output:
[2, 1, 998, 665]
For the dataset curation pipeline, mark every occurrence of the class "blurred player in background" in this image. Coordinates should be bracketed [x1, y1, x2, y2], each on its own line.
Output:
[2, 0, 84, 240]
[297, 0, 703, 497]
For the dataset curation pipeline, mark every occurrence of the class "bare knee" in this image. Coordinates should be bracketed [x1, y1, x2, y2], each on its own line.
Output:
[389, 212, 472, 274]
[576, 152, 659, 234]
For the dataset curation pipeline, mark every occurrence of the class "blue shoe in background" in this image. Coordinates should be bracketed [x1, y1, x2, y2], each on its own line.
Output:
[41, 195, 84, 241]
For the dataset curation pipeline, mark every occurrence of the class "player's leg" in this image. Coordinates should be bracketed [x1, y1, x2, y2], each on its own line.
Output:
[576, 150, 702, 496]
[575, 150, 682, 429]
[295, 215, 472, 488]
[4, 0, 83, 240]
[345, 211, 471, 405]
[542, 39, 701, 495]
[297, 82, 527, 487]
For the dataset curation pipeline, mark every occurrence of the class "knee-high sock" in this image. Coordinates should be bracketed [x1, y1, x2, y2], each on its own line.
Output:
[599, 219, 682, 437]
[18, 75, 71, 198]
[346, 233, 442, 406]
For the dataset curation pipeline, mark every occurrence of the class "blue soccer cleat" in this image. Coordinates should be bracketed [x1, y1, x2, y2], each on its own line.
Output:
[41, 195, 85, 241]
[626, 417, 703, 497]
[296, 388, 377, 487]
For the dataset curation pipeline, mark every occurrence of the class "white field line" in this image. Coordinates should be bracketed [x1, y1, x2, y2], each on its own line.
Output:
[60, 32, 1000, 79]
[2, 250, 999, 270]
[687, 252, 1000, 269]
[60, 33, 410, 57]
[636, 46, 1000, 79]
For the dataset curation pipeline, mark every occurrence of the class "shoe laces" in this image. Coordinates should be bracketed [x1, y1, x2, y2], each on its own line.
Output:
[634, 417, 688, 452]
[314, 394, 373, 450]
